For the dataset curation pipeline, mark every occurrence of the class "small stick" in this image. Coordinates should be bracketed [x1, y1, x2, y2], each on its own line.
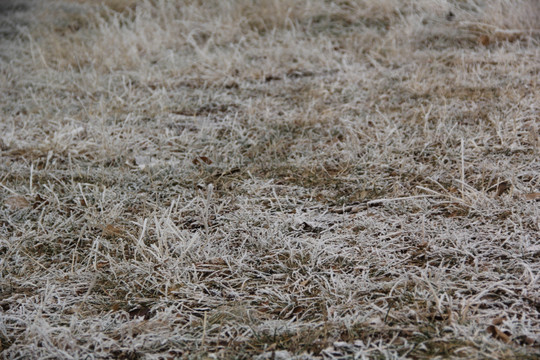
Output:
[30, 163, 34, 195]
[367, 194, 435, 206]
[461, 138, 465, 200]
[202, 311, 208, 345]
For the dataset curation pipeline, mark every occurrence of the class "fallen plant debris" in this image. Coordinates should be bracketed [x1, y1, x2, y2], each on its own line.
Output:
[0, 0, 539, 359]
[4, 195, 31, 210]
[523, 192, 540, 201]
[487, 325, 512, 344]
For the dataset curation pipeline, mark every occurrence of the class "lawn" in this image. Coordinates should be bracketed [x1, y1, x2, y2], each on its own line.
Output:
[0, 0, 539, 358]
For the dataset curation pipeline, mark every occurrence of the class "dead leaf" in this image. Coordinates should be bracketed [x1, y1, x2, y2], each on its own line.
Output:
[264, 74, 281, 82]
[495, 181, 511, 197]
[199, 156, 212, 164]
[418, 241, 429, 249]
[192, 156, 212, 165]
[128, 305, 153, 319]
[96, 261, 109, 269]
[523, 193, 540, 201]
[479, 35, 490, 46]
[492, 315, 506, 326]
[102, 224, 125, 237]
[33, 194, 48, 209]
[487, 325, 511, 343]
[515, 335, 536, 346]
[5, 195, 30, 210]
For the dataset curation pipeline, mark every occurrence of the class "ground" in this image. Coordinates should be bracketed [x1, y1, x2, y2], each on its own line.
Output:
[0, 0, 539, 359]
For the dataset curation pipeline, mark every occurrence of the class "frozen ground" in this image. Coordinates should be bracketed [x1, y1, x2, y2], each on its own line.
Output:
[0, 0, 539, 358]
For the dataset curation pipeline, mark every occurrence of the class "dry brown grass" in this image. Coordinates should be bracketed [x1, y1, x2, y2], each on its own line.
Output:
[1, 0, 539, 358]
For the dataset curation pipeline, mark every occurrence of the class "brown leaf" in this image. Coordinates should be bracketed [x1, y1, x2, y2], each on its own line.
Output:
[199, 156, 212, 164]
[33, 194, 48, 209]
[5, 195, 30, 210]
[418, 241, 429, 249]
[515, 335, 536, 346]
[264, 74, 281, 82]
[128, 305, 153, 319]
[96, 261, 109, 269]
[209, 257, 226, 265]
[102, 224, 124, 237]
[523, 193, 540, 201]
[492, 315, 506, 326]
[192, 156, 212, 165]
[479, 35, 490, 46]
[487, 325, 511, 343]
[495, 181, 511, 197]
